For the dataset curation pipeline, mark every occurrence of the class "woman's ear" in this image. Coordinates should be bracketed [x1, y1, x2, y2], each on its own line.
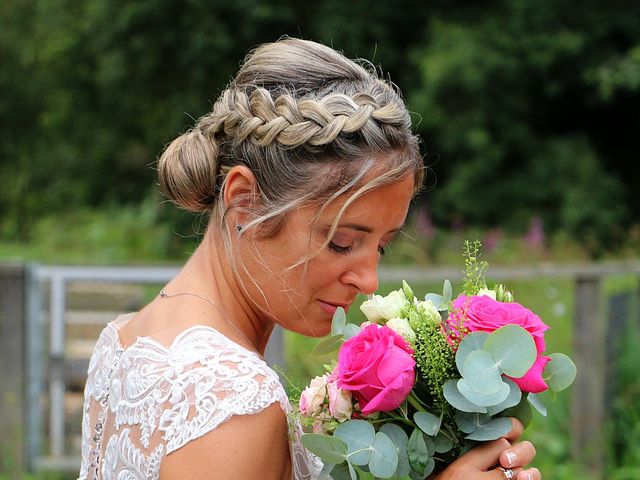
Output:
[223, 165, 259, 218]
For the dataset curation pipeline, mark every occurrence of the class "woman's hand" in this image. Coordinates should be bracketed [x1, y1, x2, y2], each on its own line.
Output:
[434, 418, 540, 480]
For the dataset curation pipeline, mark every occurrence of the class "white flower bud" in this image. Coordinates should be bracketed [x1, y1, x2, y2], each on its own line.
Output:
[360, 289, 408, 322]
[477, 288, 497, 300]
[417, 299, 441, 325]
[386, 317, 416, 343]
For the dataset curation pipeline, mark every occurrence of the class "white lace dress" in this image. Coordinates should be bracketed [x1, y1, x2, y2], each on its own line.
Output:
[78, 314, 322, 480]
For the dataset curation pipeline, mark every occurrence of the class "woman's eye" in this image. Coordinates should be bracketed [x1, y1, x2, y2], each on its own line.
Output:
[378, 245, 387, 256]
[328, 241, 353, 255]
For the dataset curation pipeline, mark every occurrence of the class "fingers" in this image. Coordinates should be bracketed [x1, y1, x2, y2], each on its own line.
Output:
[498, 467, 539, 480]
[500, 440, 536, 469]
[518, 467, 541, 480]
[491, 467, 522, 480]
[501, 418, 524, 443]
[460, 437, 511, 470]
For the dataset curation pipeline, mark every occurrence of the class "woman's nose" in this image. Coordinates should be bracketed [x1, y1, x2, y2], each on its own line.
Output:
[342, 253, 379, 295]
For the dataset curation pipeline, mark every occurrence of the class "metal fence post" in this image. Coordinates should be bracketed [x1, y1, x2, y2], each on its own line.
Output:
[49, 274, 67, 458]
[0, 263, 27, 474]
[571, 274, 604, 478]
[25, 263, 43, 471]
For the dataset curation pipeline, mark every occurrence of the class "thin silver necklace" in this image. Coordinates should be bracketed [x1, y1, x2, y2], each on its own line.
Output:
[159, 289, 257, 351]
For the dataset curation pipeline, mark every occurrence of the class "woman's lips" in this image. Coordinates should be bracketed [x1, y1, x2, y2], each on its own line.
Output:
[317, 300, 349, 315]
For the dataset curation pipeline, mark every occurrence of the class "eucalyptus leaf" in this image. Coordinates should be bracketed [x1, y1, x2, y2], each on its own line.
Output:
[455, 411, 487, 434]
[434, 432, 453, 453]
[301, 433, 348, 465]
[443, 280, 453, 302]
[369, 432, 399, 479]
[424, 436, 435, 456]
[465, 417, 513, 441]
[527, 393, 547, 416]
[460, 350, 503, 395]
[343, 323, 361, 341]
[329, 462, 354, 480]
[425, 293, 446, 311]
[484, 324, 536, 377]
[319, 462, 335, 479]
[458, 378, 511, 407]
[335, 420, 375, 466]
[455, 331, 489, 373]
[331, 307, 347, 335]
[485, 378, 522, 415]
[502, 395, 533, 428]
[407, 428, 429, 474]
[348, 463, 357, 480]
[379, 424, 411, 478]
[423, 457, 436, 478]
[414, 411, 441, 436]
[543, 353, 577, 392]
[312, 334, 344, 356]
[358, 470, 375, 480]
[443, 379, 487, 413]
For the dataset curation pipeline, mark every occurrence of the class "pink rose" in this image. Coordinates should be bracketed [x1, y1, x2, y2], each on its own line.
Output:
[337, 324, 415, 415]
[447, 295, 551, 393]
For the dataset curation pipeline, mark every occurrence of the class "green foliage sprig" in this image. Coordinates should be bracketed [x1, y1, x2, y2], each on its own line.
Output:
[462, 239, 488, 296]
[413, 316, 457, 414]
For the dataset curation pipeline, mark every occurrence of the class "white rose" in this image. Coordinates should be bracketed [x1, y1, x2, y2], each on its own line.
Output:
[386, 317, 416, 343]
[477, 288, 497, 300]
[327, 381, 352, 422]
[299, 375, 328, 417]
[360, 289, 408, 322]
[417, 299, 441, 325]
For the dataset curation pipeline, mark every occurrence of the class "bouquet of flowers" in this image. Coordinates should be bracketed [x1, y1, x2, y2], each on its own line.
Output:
[297, 240, 576, 479]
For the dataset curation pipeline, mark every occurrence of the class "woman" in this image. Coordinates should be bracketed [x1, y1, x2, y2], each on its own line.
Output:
[78, 38, 539, 480]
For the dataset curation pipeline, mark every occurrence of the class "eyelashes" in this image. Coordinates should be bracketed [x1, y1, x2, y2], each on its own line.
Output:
[328, 241, 386, 256]
[328, 241, 353, 255]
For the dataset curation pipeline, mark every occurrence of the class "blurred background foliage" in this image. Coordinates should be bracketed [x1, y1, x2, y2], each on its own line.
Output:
[1, 0, 639, 259]
[1, 3, 639, 479]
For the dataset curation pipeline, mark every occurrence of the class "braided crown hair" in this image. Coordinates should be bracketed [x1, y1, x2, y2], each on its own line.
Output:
[158, 38, 423, 237]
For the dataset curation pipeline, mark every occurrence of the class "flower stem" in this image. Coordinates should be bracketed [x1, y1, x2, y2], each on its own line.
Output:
[407, 392, 426, 413]
[386, 413, 415, 427]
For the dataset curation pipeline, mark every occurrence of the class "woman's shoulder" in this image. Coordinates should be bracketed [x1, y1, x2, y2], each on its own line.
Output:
[159, 402, 292, 480]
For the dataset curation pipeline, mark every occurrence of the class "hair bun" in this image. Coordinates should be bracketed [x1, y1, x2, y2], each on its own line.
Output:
[157, 128, 220, 212]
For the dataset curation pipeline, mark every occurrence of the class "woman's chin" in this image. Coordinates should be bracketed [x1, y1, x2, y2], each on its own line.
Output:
[295, 320, 332, 338]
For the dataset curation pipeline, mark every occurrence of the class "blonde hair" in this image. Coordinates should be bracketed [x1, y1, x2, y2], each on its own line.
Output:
[159, 37, 422, 215]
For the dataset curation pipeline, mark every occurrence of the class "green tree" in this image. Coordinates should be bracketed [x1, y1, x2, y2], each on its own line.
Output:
[409, 0, 639, 251]
[2, 0, 639, 254]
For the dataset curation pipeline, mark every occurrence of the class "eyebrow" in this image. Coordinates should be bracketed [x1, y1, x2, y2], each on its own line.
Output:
[339, 222, 404, 234]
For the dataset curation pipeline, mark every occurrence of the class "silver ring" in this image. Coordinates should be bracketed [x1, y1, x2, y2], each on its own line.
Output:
[499, 467, 516, 479]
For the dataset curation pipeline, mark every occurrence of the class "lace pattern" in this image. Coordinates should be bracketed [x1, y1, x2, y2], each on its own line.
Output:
[78, 317, 322, 479]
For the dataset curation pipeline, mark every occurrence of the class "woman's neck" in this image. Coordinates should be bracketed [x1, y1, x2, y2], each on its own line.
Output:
[166, 229, 275, 355]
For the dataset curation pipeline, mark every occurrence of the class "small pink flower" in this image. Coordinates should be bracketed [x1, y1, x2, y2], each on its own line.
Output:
[312, 420, 326, 434]
[447, 295, 551, 393]
[299, 375, 328, 417]
[337, 324, 415, 415]
[327, 380, 353, 422]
